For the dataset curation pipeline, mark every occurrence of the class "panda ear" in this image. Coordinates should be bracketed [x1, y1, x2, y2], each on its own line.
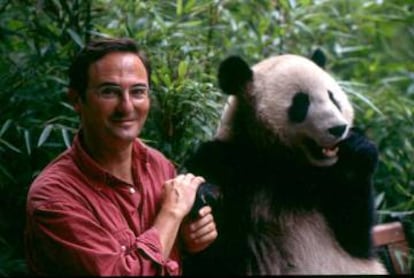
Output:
[310, 48, 326, 69]
[218, 56, 253, 95]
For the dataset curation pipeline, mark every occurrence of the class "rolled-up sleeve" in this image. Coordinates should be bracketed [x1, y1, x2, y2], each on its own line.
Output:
[136, 227, 179, 275]
[26, 201, 179, 276]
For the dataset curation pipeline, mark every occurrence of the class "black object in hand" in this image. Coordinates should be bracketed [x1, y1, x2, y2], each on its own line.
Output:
[189, 182, 221, 219]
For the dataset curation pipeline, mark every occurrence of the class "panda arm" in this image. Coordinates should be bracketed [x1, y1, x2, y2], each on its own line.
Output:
[183, 140, 236, 275]
[185, 140, 239, 186]
[337, 127, 379, 175]
[321, 128, 379, 258]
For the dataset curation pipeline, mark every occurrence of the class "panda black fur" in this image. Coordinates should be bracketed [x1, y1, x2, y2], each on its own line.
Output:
[184, 53, 387, 275]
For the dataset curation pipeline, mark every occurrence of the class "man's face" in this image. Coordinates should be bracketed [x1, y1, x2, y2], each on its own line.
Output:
[76, 52, 150, 145]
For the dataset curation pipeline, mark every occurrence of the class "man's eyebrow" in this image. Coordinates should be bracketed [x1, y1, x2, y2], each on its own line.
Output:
[131, 83, 148, 88]
[96, 82, 148, 88]
[97, 82, 119, 88]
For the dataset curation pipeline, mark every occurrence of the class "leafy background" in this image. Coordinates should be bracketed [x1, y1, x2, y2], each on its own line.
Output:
[0, 0, 413, 275]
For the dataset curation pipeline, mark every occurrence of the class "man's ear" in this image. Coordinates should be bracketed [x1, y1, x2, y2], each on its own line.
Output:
[67, 88, 82, 113]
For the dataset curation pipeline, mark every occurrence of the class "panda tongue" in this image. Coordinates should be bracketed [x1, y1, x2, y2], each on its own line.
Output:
[322, 147, 338, 158]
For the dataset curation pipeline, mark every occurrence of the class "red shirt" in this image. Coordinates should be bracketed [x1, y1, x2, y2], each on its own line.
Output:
[25, 133, 180, 276]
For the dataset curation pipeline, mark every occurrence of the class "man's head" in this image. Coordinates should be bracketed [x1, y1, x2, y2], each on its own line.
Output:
[68, 38, 151, 147]
[69, 38, 151, 101]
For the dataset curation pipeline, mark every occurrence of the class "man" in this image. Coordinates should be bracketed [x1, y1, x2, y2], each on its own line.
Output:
[24, 38, 217, 275]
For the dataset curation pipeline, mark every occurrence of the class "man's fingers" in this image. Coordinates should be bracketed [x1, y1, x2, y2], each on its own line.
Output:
[190, 213, 213, 230]
[190, 220, 217, 240]
[173, 174, 186, 184]
[198, 205, 212, 217]
[173, 173, 204, 189]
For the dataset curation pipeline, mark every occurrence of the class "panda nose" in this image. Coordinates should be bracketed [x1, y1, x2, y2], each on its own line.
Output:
[328, 124, 347, 138]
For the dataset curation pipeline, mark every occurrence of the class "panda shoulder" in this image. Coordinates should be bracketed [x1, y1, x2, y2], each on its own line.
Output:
[185, 140, 241, 183]
[187, 140, 236, 166]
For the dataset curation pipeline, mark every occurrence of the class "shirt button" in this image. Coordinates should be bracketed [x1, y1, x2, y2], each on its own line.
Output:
[121, 245, 126, 252]
[129, 187, 136, 194]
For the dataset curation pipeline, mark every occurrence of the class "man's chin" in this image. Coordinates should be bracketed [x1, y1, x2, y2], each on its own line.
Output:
[110, 129, 140, 142]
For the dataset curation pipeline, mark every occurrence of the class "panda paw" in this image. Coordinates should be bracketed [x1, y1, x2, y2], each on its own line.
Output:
[189, 182, 222, 219]
[337, 128, 379, 173]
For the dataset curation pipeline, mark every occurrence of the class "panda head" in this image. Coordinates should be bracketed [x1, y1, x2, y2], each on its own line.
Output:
[215, 52, 354, 167]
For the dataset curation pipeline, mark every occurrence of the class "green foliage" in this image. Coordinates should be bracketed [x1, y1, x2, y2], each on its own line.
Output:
[103, 1, 225, 166]
[0, 0, 91, 275]
[0, 0, 413, 274]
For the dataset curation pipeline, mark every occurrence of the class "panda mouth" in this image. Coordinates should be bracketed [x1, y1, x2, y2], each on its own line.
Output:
[305, 138, 339, 160]
[322, 146, 339, 158]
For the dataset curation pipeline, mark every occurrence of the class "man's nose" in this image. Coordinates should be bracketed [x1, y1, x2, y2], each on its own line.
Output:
[117, 91, 134, 112]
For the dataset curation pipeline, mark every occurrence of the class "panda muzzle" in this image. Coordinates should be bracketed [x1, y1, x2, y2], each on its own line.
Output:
[305, 137, 340, 160]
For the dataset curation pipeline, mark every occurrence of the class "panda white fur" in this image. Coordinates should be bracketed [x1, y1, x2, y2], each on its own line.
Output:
[217, 54, 354, 168]
[185, 52, 387, 275]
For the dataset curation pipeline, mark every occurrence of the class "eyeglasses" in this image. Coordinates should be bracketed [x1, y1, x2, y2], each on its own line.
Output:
[89, 84, 149, 100]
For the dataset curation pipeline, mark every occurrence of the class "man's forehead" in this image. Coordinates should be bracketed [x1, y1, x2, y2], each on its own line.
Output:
[89, 52, 148, 79]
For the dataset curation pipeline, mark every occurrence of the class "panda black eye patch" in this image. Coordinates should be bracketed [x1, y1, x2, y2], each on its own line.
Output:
[328, 90, 342, 111]
[288, 92, 309, 123]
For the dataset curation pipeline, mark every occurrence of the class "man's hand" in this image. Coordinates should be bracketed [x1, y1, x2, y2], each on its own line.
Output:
[180, 206, 218, 253]
[160, 174, 205, 219]
[154, 173, 205, 259]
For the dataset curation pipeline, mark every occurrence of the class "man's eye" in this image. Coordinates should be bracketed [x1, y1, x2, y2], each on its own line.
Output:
[130, 87, 147, 98]
[99, 87, 120, 98]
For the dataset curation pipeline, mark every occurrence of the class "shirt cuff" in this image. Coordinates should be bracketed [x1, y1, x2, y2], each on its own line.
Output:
[135, 227, 179, 275]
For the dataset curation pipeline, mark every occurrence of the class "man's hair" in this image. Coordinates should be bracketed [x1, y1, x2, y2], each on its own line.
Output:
[68, 37, 151, 100]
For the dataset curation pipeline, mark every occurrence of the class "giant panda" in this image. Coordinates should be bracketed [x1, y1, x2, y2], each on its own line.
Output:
[184, 52, 387, 275]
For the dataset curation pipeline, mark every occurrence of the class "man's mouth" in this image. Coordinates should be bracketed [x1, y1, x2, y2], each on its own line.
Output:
[111, 118, 137, 126]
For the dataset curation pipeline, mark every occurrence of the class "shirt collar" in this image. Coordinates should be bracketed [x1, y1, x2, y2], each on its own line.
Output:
[72, 131, 149, 189]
